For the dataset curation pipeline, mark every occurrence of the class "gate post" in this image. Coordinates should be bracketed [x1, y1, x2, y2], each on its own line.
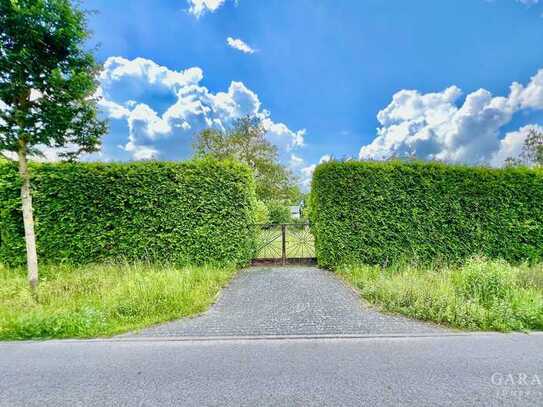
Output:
[281, 224, 287, 265]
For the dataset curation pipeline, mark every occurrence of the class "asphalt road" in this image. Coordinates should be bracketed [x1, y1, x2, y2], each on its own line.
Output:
[2, 333, 543, 406]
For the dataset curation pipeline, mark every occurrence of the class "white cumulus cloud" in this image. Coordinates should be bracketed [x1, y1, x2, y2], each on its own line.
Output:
[299, 155, 333, 189]
[187, 0, 226, 18]
[359, 67, 543, 166]
[96, 56, 306, 164]
[490, 124, 543, 166]
[226, 37, 256, 54]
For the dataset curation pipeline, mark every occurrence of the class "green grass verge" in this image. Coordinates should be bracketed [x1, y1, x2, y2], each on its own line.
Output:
[337, 257, 543, 332]
[0, 262, 238, 340]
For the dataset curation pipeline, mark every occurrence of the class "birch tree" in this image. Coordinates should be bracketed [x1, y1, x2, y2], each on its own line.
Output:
[0, 0, 107, 290]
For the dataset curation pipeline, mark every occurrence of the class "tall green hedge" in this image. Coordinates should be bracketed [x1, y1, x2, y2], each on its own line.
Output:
[310, 161, 543, 268]
[0, 160, 256, 266]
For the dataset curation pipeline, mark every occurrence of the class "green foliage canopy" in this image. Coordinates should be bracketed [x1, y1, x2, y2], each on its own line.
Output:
[267, 201, 292, 224]
[0, 0, 106, 158]
[505, 128, 543, 168]
[521, 128, 543, 166]
[194, 116, 301, 203]
[254, 200, 270, 224]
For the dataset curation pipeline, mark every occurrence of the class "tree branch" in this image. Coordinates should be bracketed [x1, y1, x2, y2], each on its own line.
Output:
[0, 150, 16, 161]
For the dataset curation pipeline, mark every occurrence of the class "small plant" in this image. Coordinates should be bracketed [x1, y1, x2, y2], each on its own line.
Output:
[452, 258, 517, 306]
[517, 264, 543, 290]
[267, 201, 292, 224]
[255, 200, 270, 224]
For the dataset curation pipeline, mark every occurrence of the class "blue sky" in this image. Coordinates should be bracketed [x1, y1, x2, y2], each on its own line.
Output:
[83, 0, 543, 186]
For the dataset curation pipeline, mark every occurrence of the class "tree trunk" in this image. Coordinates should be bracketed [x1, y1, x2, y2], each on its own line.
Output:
[17, 140, 39, 291]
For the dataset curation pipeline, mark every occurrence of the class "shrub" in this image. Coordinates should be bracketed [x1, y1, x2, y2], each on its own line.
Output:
[311, 161, 543, 268]
[267, 201, 291, 224]
[0, 160, 256, 266]
[255, 200, 270, 224]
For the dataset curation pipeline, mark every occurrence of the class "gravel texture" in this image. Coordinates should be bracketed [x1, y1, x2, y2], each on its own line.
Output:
[129, 266, 447, 337]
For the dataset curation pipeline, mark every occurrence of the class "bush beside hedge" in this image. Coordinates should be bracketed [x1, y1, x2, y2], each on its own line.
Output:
[310, 161, 543, 268]
[0, 160, 256, 266]
[266, 201, 292, 224]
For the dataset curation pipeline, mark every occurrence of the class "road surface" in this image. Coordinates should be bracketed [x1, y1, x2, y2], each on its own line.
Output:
[1, 333, 542, 406]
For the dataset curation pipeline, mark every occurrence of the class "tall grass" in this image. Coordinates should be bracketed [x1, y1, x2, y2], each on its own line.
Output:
[338, 257, 543, 332]
[0, 262, 237, 340]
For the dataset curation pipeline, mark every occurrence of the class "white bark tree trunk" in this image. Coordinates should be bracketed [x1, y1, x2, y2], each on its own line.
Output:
[17, 140, 39, 291]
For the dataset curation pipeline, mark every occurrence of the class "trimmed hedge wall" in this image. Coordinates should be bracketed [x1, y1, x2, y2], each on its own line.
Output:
[310, 161, 543, 268]
[0, 160, 256, 266]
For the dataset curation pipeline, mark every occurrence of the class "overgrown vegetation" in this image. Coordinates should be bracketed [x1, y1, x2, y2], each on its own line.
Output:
[311, 160, 543, 268]
[0, 160, 256, 266]
[338, 257, 543, 332]
[0, 262, 237, 340]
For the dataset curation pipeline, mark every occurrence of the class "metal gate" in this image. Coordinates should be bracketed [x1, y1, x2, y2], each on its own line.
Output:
[252, 223, 316, 265]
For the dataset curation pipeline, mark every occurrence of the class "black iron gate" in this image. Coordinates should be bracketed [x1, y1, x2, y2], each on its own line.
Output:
[253, 223, 316, 265]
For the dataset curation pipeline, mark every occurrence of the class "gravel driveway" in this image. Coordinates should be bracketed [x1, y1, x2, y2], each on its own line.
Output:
[129, 266, 447, 337]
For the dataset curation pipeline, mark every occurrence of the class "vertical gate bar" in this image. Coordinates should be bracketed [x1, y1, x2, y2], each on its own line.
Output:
[281, 224, 287, 265]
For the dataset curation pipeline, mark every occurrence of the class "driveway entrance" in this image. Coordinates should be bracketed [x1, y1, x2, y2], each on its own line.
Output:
[129, 267, 446, 338]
